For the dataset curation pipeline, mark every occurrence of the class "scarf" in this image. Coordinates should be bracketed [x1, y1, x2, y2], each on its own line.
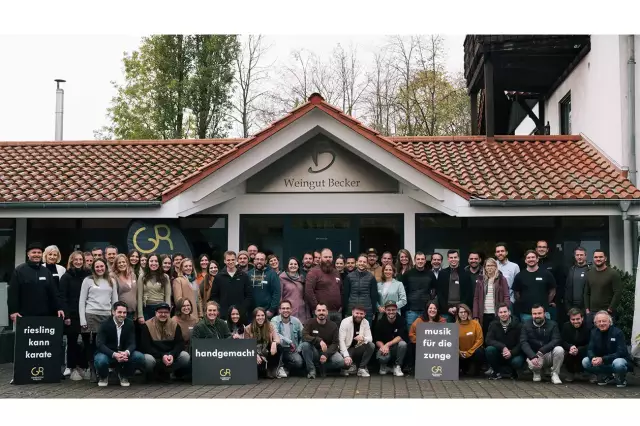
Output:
[145, 317, 178, 341]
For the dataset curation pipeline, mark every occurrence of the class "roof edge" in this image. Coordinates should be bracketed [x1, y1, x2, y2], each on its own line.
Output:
[0, 201, 162, 209]
[0, 139, 247, 147]
[469, 198, 640, 207]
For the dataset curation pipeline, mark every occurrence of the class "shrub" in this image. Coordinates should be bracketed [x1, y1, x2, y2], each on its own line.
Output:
[611, 266, 635, 342]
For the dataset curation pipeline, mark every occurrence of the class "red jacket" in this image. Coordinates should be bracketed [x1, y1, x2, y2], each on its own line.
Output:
[304, 266, 343, 312]
[473, 272, 510, 318]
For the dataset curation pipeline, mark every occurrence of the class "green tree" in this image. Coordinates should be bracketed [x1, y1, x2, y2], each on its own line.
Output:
[97, 34, 238, 140]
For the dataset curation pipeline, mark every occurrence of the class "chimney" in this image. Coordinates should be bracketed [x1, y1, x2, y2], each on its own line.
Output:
[54, 79, 66, 141]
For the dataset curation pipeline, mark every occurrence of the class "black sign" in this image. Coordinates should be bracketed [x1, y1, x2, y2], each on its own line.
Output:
[191, 338, 258, 385]
[13, 317, 63, 385]
[126, 220, 192, 259]
[414, 322, 459, 381]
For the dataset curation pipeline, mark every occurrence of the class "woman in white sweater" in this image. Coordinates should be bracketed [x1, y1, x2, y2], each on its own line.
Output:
[78, 258, 118, 382]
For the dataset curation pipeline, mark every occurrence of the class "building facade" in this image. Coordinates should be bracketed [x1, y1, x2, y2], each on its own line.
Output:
[0, 92, 639, 283]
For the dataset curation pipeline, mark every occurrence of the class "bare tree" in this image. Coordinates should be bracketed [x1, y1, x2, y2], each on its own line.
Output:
[331, 43, 370, 116]
[388, 35, 418, 136]
[363, 49, 397, 136]
[232, 35, 273, 137]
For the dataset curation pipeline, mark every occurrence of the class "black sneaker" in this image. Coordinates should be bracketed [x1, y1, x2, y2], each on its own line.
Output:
[615, 374, 627, 388]
[488, 372, 503, 380]
[597, 375, 615, 386]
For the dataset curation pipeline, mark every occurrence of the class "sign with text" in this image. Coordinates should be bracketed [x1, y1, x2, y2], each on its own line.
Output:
[414, 322, 459, 381]
[191, 338, 258, 385]
[13, 317, 63, 385]
[246, 137, 398, 193]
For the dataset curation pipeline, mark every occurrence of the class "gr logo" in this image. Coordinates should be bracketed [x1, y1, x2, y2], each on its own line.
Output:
[431, 365, 443, 377]
[219, 368, 231, 381]
[31, 367, 44, 380]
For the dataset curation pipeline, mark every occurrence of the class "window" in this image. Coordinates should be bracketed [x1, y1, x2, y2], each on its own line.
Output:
[0, 219, 15, 283]
[560, 92, 571, 135]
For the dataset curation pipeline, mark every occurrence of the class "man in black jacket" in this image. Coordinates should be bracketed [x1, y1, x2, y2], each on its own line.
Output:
[8, 242, 65, 322]
[400, 252, 436, 328]
[435, 250, 473, 322]
[374, 301, 408, 377]
[485, 303, 524, 380]
[94, 301, 145, 387]
[520, 304, 564, 384]
[582, 310, 630, 387]
[211, 251, 253, 320]
[140, 303, 190, 382]
[561, 308, 590, 382]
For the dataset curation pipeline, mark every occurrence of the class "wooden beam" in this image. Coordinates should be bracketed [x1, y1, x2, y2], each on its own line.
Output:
[484, 55, 495, 137]
[470, 90, 478, 135]
[517, 97, 542, 130]
[538, 97, 546, 135]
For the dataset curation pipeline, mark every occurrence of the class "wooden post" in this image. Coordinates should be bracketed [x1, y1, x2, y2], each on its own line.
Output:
[483, 55, 495, 138]
[470, 90, 478, 135]
[538, 96, 546, 135]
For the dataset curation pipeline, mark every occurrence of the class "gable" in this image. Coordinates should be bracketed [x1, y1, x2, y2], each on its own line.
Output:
[246, 135, 398, 193]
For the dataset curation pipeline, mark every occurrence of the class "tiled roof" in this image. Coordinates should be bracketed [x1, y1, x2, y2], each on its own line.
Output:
[391, 135, 640, 200]
[0, 139, 244, 202]
[0, 94, 638, 204]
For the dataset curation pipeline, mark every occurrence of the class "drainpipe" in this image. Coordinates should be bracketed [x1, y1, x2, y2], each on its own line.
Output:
[54, 79, 65, 141]
[621, 201, 633, 273]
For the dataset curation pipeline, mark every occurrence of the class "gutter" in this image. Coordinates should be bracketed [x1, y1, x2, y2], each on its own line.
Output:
[629, 35, 637, 185]
[0, 201, 162, 209]
[469, 199, 640, 207]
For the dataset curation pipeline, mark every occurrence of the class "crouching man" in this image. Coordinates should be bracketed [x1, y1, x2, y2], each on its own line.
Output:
[94, 301, 145, 387]
[520, 304, 564, 384]
[582, 310, 630, 387]
[140, 303, 191, 382]
[374, 300, 407, 376]
[338, 305, 375, 377]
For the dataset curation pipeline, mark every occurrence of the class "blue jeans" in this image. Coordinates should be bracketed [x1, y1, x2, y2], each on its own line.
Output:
[582, 357, 628, 377]
[519, 312, 550, 323]
[405, 310, 422, 328]
[94, 351, 145, 379]
[282, 350, 304, 372]
[485, 346, 525, 374]
[300, 342, 344, 373]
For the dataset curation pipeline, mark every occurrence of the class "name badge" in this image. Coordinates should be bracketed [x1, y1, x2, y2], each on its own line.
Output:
[336, 277, 340, 282]
[611, 338, 616, 341]
[189, 327, 193, 330]
[580, 273, 585, 277]
[261, 280, 268, 284]
[455, 280, 459, 285]
[53, 274, 59, 277]
[312, 330, 319, 334]
[356, 331, 360, 335]
[394, 329, 398, 332]
[535, 277, 543, 281]
[466, 331, 473, 336]
[39, 277, 46, 281]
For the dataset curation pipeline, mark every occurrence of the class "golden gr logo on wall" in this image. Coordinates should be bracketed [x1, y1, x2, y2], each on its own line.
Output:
[126, 220, 192, 259]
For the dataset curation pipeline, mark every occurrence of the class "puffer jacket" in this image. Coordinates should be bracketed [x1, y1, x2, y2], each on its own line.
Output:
[401, 267, 436, 311]
[343, 269, 377, 314]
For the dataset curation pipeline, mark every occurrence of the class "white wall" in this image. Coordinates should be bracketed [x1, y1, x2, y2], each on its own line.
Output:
[544, 35, 626, 165]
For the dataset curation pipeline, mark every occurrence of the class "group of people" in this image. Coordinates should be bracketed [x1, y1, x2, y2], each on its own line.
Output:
[6, 239, 631, 388]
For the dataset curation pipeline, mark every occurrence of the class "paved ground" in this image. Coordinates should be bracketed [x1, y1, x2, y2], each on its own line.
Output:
[1, 363, 639, 398]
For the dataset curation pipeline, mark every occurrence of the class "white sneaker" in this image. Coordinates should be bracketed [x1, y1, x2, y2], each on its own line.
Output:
[484, 367, 494, 376]
[393, 365, 404, 377]
[63, 368, 71, 376]
[83, 369, 91, 381]
[98, 378, 109, 387]
[357, 368, 370, 377]
[119, 376, 130, 387]
[533, 372, 541, 382]
[551, 373, 562, 385]
[276, 367, 288, 378]
[379, 365, 388, 375]
[70, 370, 83, 381]
[340, 369, 350, 376]
[347, 364, 357, 374]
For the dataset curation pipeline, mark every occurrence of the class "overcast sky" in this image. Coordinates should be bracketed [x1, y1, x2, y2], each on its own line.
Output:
[0, 34, 465, 141]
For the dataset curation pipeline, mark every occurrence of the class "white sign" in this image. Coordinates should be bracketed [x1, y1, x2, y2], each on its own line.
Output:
[246, 137, 398, 193]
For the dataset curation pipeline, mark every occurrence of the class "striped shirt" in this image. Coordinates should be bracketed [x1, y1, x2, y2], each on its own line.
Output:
[484, 278, 495, 314]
